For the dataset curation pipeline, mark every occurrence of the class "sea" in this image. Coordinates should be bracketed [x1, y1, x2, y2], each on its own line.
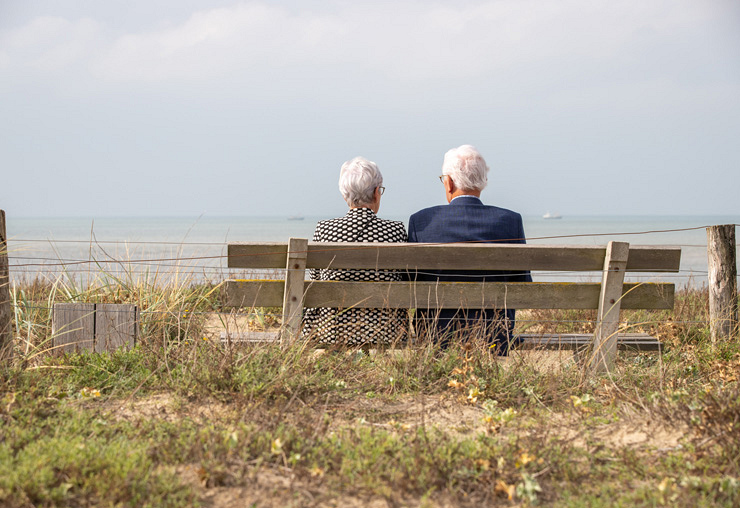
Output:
[5, 215, 739, 287]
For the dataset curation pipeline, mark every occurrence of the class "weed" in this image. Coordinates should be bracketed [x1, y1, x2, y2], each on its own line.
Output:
[2, 276, 739, 506]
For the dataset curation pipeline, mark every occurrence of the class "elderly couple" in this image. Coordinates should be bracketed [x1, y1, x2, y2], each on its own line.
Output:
[302, 145, 531, 355]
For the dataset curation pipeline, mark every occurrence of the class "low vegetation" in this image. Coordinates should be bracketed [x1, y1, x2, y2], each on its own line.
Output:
[1, 274, 739, 507]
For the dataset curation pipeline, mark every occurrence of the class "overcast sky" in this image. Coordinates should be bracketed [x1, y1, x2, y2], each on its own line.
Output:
[1, 0, 739, 218]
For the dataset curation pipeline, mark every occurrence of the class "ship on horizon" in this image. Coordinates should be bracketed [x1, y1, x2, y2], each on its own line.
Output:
[542, 211, 562, 220]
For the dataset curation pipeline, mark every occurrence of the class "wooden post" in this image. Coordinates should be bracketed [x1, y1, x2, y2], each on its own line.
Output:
[52, 303, 96, 353]
[95, 304, 138, 352]
[0, 210, 12, 362]
[707, 225, 738, 341]
[588, 241, 629, 374]
[53, 303, 137, 354]
[281, 237, 308, 342]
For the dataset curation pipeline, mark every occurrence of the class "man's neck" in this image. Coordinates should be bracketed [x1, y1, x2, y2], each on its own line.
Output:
[447, 190, 481, 203]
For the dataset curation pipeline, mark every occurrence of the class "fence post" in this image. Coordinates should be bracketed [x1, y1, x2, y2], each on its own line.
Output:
[0, 210, 12, 363]
[707, 225, 738, 342]
[281, 237, 308, 342]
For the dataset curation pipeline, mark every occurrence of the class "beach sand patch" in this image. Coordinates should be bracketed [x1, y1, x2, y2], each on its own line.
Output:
[102, 392, 237, 424]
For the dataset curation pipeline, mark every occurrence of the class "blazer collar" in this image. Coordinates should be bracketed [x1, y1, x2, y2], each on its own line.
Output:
[346, 207, 377, 218]
[449, 195, 483, 205]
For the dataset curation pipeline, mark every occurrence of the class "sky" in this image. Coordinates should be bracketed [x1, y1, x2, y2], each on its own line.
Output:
[1, 0, 739, 219]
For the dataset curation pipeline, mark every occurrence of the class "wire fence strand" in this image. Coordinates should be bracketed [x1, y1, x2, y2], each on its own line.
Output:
[8, 222, 739, 246]
[5, 224, 737, 288]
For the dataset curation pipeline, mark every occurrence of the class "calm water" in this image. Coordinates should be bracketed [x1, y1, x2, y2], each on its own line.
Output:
[6, 215, 739, 286]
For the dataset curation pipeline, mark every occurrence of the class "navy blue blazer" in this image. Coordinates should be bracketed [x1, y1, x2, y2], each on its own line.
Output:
[407, 196, 532, 353]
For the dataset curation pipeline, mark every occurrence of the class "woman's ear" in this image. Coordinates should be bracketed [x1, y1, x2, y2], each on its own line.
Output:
[371, 186, 382, 213]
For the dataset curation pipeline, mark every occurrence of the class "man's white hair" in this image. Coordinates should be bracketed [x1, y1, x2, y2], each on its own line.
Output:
[338, 156, 383, 207]
[442, 145, 489, 192]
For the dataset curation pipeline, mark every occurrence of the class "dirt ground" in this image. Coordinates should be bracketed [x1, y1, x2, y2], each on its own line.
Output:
[100, 385, 686, 508]
[105, 318, 686, 506]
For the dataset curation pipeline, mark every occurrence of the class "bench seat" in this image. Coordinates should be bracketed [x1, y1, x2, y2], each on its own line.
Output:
[219, 331, 662, 353]
[517, 333, 661, 352]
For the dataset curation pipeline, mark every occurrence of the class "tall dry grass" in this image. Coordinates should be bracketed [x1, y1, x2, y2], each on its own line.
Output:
[2, 263, 740, 506]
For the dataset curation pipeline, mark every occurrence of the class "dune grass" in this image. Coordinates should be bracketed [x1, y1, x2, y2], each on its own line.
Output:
[1, 273, 739, 506]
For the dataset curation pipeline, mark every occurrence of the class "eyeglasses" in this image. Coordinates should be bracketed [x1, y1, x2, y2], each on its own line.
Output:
[378, 186, 385, 195]
[438, 175, 447, 183]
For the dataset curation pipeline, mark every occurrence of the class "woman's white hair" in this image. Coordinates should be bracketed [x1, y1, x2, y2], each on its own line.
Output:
[442, 145, 489, 192]
[338, 156, 383, 207]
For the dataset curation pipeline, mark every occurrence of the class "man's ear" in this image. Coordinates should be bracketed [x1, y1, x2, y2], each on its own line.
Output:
[444, 177, 456, 194]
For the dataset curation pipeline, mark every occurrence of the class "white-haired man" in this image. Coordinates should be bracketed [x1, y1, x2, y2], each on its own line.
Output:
[407, 145, 531, 354]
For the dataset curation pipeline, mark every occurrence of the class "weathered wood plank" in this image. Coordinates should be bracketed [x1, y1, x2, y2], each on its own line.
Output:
[227, 243, 681, 272]
[707, 225, 738, 342]
[216, 331, 661, 352]
[223, 279, 284, 308]
[95, 304, 137, 353]
[220, 331, 280, 343]
[628, 246, 682, 273]
[281, 238, 308, 341]
[228, 243, 289, 269]
[518, 333, 662, 352]
[589, 241, 629, 373]
[223, 280, 674, 310]
[52, 303, 95, 353]
[0, 210, 11, 362]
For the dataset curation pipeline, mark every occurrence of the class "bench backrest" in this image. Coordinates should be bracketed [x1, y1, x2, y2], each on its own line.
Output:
[223, 239, 681, 371]
[227, 241, 680, 272]
[224, 240, 680, 309]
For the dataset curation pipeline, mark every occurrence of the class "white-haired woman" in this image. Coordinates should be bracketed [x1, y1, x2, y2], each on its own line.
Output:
[302, 156, 408, 346]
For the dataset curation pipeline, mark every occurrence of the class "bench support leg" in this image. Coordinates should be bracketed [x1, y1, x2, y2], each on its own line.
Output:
[588, 241, 629, 375]
[281, 237, 308, 342]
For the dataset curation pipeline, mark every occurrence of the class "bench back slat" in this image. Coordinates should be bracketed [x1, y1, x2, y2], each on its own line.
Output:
[223, 280, 675, 310]
[227, 242, 681, 272]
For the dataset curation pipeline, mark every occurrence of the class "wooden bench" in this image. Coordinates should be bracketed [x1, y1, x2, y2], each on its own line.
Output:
[222, 238, 681, 373]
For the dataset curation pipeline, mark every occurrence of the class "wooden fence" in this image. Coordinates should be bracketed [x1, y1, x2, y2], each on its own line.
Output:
[0, 210, 737, 361]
